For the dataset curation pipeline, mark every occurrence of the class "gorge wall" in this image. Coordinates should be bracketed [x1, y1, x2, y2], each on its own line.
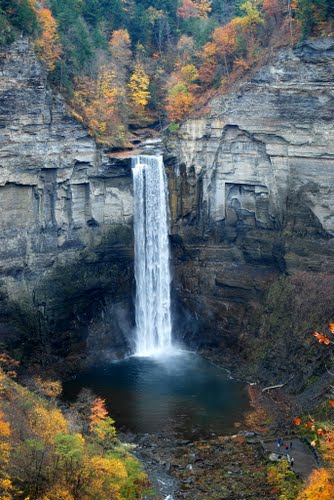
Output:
[166, 38, 334, 389]
[1, 36, 334, 389]
[0, 39, 134, 368]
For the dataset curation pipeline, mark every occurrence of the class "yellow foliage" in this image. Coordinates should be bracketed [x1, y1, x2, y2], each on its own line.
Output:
[82, 456, 128, 500]
[34, 8, 62, 71]
[90, 456, 128, 480]
[180, 64, 199, 83]
[97, 67, 118, 103]
[297, 468, 334, 500]
[34, 377, 62, 398]
[0, 412, 13, 500]
[109, 29, 131, 49]
[195, 0, 212, 17]
[128, 62, 150, 108]
[0, 413, 10, 438]
[30, 405, 68, 444]
[41, 485, 74, 500]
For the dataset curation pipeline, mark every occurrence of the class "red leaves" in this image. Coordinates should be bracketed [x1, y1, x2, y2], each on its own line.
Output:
[293, 417, 302, 426]
[312, 323, 334, 345]
[313, 332, 331, 345]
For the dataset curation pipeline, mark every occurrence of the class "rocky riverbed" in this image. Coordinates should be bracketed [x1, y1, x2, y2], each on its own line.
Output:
[124, 430, 274, 499]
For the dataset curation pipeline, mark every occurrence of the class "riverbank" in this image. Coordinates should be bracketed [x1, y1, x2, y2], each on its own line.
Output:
[123, 384, 319, 499]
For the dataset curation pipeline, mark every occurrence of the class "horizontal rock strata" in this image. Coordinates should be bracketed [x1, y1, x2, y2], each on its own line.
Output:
[166, 38, 334, 387]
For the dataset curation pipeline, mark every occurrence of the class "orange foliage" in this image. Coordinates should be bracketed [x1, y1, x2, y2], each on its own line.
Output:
[109, 29, 132, 71]
[109, 28, 131, 49]
[166, 91, 194, 122]
[212, 21, 239, 57]
[35, 8, 62, 71]
[313, 331, 331, 345]
[71, 66, 125, 145]
[89, 397, 108, 432]
[0, 411, 13, 498]
[0, 412, 11, 439]
[328, 323, 334, 334]
[297, 468, 334, 500]
[234, 57, 250, 71]
[198, 41, 217, 84]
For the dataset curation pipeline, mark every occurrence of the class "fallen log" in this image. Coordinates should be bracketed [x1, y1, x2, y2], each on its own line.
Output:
[262, 384, 284, 392]
[262, 375, 295, 393]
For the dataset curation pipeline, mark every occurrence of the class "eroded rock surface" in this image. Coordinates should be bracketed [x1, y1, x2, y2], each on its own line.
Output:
[0, 39, 134, 365]
[166, 38, 334, 387]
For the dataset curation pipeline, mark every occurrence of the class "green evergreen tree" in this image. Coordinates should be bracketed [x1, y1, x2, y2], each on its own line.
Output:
[296, 0, 333, 38]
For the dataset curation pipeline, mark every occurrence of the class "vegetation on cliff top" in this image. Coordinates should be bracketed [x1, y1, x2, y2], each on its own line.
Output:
[0, 0, 333, 147]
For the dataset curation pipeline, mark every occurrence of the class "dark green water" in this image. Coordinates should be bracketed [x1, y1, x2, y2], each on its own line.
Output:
[62, 352, 250, 437]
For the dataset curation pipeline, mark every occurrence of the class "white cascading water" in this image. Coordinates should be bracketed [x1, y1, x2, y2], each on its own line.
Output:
[132, 155, 173, 356]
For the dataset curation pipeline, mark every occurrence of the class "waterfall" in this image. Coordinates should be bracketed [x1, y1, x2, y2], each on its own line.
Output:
[132, 155, 173, 356]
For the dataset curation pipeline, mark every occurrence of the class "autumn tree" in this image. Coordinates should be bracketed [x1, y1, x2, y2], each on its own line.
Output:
[89, 397, 108, 431]
[84, 456, 127, 499]
[0, 411, 14, 499]
[89, 397, 117, 448]
[128, 61, 151, 110]
[30, 405, 68, 444]
[166, 82, 195, 121]
[176, 34, 195, 64]
[71, 65, 128, 147]
[34, 376, 62, 399]
[34, 8, 62, 71]
[177, 0, 212, 19]
[262, 0, 284, 24]
[109, 29, 132, 86]
[297, 468, 334, 500]
[267, 459, 302, 499]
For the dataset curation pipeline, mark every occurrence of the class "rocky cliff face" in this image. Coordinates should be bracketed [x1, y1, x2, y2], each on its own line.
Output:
[0, 39, 134, 367]
[166, 38, 334, 388]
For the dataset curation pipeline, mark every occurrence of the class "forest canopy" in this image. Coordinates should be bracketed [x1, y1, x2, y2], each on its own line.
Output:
[0, 0, 333, 146]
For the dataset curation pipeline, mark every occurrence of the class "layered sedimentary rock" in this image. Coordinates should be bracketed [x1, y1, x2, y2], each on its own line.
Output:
[0, 39, 133, 364]
[166, 38, 334, 386]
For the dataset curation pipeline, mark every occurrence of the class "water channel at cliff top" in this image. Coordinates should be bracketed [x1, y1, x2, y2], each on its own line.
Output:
[62, 352, 250, 437]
